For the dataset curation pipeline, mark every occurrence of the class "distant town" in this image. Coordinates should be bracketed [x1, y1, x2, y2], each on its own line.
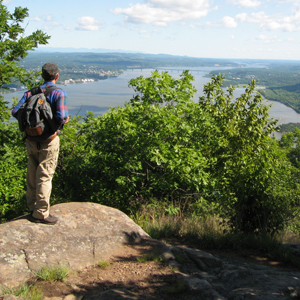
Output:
[61, 69, 123, 85]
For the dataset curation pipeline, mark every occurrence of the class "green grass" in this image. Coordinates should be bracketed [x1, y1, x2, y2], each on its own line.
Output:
[97, 260, 110, 269]
[36, 265, 69, 283]
[165, 280, 187, 294]
[136, 252, 165, 263]
[0, 283, 43, 300]
[133, 210, 300, 269]
[173, 252, 187, 264]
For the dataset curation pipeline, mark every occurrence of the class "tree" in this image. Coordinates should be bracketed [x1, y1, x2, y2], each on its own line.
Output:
[52, 71, 299, 235]
[0, 0, 50, 90]
[0, 0, 50, 222]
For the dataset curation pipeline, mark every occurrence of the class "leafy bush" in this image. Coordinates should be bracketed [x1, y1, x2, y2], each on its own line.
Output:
[51, 71, 300, 235]
[2, 68, 300, 235]
[0, 0, 49, 222]
[0, 98, 27, 221]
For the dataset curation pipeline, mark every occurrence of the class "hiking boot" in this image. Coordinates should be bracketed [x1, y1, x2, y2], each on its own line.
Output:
[29, 214, 58, 225]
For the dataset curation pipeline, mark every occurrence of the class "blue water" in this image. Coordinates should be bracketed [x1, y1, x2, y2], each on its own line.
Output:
[4, 67, 300, 129]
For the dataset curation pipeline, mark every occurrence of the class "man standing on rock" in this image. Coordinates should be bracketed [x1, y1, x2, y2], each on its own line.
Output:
[12, 62, 69, 225]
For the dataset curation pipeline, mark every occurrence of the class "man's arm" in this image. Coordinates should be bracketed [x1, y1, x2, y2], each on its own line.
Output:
[53, 89, 69, 124]
[11, 91, 31, 118]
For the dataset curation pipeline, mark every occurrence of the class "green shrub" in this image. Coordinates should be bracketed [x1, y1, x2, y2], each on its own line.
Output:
[0, 283, 43, 300]
[36, 265, 69, 283]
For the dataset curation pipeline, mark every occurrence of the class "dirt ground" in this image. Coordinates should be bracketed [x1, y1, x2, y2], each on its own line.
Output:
[30, 238, 298, 300]
[32, 239, 187, 300]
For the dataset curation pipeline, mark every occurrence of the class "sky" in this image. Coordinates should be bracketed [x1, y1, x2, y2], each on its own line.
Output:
[3, 0, 300, 60]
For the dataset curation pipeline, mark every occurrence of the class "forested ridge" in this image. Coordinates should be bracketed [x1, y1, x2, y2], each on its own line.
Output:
[208, 63, 300, 116]
[12, 52, 240, 85]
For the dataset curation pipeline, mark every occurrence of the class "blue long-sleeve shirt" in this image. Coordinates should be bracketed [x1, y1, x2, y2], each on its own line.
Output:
[12, 82, 68, 124]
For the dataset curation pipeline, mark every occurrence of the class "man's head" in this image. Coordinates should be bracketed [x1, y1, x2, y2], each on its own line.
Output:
[42, 62, 60, 82]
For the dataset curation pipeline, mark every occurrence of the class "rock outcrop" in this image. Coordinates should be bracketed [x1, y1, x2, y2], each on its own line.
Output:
[0, 202, 151, 288]
[1, 202, 300, 299]
[169, 245, 300, 300]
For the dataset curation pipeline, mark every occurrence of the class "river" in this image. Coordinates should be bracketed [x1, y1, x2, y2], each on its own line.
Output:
[3, 66, 300, 138]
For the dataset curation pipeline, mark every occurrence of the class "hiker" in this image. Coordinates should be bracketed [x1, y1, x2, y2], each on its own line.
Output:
[12, 62, 69, 225]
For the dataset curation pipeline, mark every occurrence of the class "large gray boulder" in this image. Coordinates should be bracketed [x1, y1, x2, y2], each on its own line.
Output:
[0, 202, 150, 288]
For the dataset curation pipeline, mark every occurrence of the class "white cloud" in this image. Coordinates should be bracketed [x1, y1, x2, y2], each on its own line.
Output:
[154, 21, 168, 26]
[146, 0, 210, 11]
[231, 34, 235, 38]
[236, 13, 248, 21]
[235, 9, 300, 32]
[257, 34, 270, 39]
[247, 11, 271, 23]
[45, 15, 52, 22]
[261, 21, 281, 30]
[75, 17, 102, 31]
[31, 16, 42, 22]
[282, 7, 300, 23]
[3, 0, 12, 3]
[229, 0, 261, 8]
[44, 22, 60, 30]
[112, 0, 212, 26]
[276, 0, 300, 3]
[256, 34, 278, 43]
[260, 21, 298, 31]
[281, 23, 296, 31]
[222, 16, 238, 28]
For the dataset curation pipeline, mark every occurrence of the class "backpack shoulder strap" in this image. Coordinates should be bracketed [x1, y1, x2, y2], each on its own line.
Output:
[44, 86, 59, 98]
[29, 87, 43, 97]
[29, 86, 59, 98]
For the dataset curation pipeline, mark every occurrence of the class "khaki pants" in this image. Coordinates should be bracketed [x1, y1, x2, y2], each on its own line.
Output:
[26, 136, 59, 219]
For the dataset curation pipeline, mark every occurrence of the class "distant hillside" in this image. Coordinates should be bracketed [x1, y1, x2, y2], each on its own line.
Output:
[35, 47, 143, 54]
[207, 61, 300, 114]
[16, 52, 241, 85]
[22, 52, 240, 71]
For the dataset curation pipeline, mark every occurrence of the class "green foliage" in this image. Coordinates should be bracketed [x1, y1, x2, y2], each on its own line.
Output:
[279, 122, 300, 133]
[210, 63, 300, 113]
[136, 253, 165, 263]
[97, 260, 110, 268]
[277, 128, 300, 232]
[57, 71, 215, 213]
[49, 71, 300, 235]
[0, 96, 27, 222]
[0, 0, 50, 90]
[36, 265, 69, 283]
[0, 283, 43, 300]
[2, 60, 300, 237]
[165, 281, 187, 294]
[139, 213, 300, 268]
[0, 0, 50, 222]
[197, 75, 294, 234]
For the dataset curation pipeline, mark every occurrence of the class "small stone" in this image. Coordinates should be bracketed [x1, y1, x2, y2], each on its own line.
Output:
[64, 294, 84, 300]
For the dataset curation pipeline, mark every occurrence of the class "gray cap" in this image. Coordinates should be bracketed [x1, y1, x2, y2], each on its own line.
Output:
[42, 62, 61, 76]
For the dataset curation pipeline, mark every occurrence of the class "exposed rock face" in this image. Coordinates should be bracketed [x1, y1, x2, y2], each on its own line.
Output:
[169, 246, 300, 300]
[0, 202, 149, 288]
[1, 202, 300, 299]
